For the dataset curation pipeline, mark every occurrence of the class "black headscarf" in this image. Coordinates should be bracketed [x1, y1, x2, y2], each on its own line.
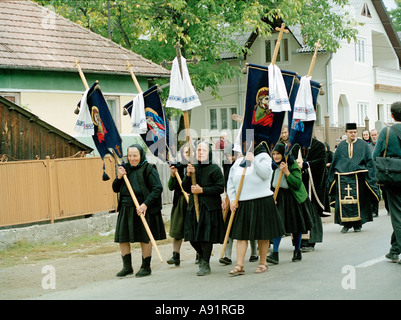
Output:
[179, 142, 193, 166]
[126, 144, 147, 169]
[195, 141, 213, 166]
[272, 142, 294, 166]
[254, 142, 268, 156]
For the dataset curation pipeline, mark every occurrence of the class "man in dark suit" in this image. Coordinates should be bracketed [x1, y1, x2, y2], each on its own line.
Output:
[373, 101, 401, 264]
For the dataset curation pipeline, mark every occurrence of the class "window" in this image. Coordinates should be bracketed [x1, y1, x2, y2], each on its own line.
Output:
[230, 108, 238, 129]
[265, 40, 271, 63]
[210, 109, 217, 130]
[355, 37, 366, 63]
[0, 92, 20, 105]
[361, 3, 371, 18]
[105, 96, 121, 132]
[386, 104, 394, 124]
[357, 102, 368, 126]
[209, 107, 238, 130]
[266, 38, 289, 63]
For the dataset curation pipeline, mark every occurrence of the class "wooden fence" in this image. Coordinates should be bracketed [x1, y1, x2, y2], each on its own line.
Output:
[0, 156, 118, 227]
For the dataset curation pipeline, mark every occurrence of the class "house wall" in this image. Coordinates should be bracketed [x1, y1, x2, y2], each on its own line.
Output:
[327, 0, 401, 128]
[0, 96, 92, 160]
[0, 69, 147, 137]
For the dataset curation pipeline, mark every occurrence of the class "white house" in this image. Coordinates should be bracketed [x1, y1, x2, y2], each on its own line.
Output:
[193, 0, 401, 146]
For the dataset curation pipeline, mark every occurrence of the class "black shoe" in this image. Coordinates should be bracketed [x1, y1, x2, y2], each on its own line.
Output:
[341, 226, 350, 233]
[385, 252, 399, 263]
[353, 226, 362, 232]
[197, 259, 211, 276]
[219, 257, 232, 265]
[167, 251, 180, 266]
[301, 246, 315, 253]
[136, 256, 152, 277]
[292, 250, 302, 262]
[266, 252, 279, 265]
[249, 255, 259, 262]
[116, 254, 133, 277]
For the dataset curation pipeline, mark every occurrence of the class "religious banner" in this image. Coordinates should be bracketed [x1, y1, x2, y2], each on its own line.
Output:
[124, 85, 176, 162]
[75, 81, 122, 159]
[241, 63, 297, 154]
[285, 76, 321, 157]
[75, 81, 123, 180]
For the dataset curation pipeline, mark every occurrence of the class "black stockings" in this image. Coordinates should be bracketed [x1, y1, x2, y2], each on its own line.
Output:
[190, 241, 213, 262]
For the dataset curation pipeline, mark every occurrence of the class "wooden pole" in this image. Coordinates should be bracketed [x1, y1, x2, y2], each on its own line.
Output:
[271, 23, 289, 65]
[126, 61, 189, 204]
[126, 61, 143, 93]
[220, 166, 247, 259]
[307, 39, 321, 77]
[220, 141, 253, 259]
[273, 39, 321, 202]
[122, 175, 163, 263]
[173, 168, 190, 203]
[74, 58, 89, 90]
[73, 60, 163, 262]
[174, 42, 200, 221]
[110, 150, 163, 263]
[166, 146, 190, 204]
[268, 24, 288, 201]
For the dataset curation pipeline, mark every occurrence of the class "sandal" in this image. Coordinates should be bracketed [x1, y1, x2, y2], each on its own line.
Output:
[255, 264, 268, 274]
[229, 265, 245, 276]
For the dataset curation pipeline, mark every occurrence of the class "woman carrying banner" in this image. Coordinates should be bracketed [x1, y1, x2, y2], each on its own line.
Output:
[166, 144, 192, 266]
[227, 142, 285, 275]
[112, 144, 166, 277]
[220, 144, 259, 265]
[183, 141, 225, 276]
[267, 143, 314, 264]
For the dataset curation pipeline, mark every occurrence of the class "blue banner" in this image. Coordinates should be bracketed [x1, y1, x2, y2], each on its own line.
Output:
[80, 82, 123, 159]
[125, 85, 176, 162]
[242, 64, 298, 154]
[286, 77, 321, 157]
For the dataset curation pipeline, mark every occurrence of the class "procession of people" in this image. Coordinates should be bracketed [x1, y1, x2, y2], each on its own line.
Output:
[111, 105, 401, 277]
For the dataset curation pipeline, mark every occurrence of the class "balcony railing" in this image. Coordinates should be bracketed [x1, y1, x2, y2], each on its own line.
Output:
[373, 66, 401, 93]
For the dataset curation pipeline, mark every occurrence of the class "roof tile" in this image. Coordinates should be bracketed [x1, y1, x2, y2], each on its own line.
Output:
[0, 0, 169, 77]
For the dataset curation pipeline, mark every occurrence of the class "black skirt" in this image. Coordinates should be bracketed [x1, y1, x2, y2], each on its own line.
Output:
[184, 201, 226, 243]
[275, 188, 314, 234]
[231, 195, 285, 241]
[114, 204, 166, 244]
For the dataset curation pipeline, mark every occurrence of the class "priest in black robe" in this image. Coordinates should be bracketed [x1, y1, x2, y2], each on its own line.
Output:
[328, 123, 380, 232]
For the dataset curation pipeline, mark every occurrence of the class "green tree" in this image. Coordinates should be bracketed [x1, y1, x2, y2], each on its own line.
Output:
[35, 0, 358, 99]
[389, 1, 401, 31]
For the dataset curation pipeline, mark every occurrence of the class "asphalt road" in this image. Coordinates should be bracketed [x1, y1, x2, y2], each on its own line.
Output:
[31, 207, 400, 301]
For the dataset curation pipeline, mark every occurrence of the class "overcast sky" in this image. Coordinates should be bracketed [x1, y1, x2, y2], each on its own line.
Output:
[383, 0, 397, 10]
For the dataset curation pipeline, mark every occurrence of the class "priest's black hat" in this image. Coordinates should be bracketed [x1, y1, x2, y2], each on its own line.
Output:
[345, 122, 357, 130]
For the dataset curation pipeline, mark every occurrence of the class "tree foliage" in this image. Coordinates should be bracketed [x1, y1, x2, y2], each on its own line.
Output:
[35, 0, 359, 98]
[389, 1, 401, 32]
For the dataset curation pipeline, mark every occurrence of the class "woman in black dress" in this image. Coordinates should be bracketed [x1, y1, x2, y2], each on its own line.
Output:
[166, 144, 191, 266]
[112, 144, 166, 277]
[183, 141, 225, 276]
